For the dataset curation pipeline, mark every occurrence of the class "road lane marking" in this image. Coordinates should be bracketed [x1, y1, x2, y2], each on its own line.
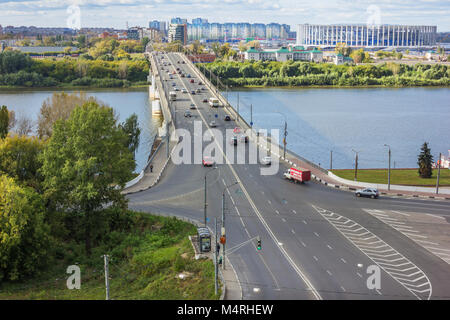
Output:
[313, 256, 318, 261]
[314, 205, 432, 300]
[340, 258, 347, 264]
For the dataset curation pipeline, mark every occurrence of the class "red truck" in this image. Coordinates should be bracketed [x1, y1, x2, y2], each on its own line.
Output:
[284, 167, 311, 183]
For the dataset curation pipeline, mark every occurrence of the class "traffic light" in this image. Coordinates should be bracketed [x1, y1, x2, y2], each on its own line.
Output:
[257, 236, 261, 251]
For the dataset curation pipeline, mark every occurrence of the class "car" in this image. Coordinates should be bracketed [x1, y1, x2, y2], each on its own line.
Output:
[202, 87, 207, 91]
[190, 79, 195, 83]
[171, 82, 176, 86]
[231, 136, 238, 145]
[190, 103, 197, 109]
[198, 81, 203, 85]
[196, 88, 201, 93]
[177, 61, 180, 64]
[182, 88, 188, 93]
[260, 156, 272, 165]
[182, 61, 186, 64]
[169, 75, 173, 79]
[181, 73, 185, 78]
[187, 74, 191, 78]
[209, 120, 217, 127]
[202, 98, 208, 103]
[355, 188, 379, 199]
[176, 67, 180, 71]
[202, 156, 215, 167]
[184, 110, 192, 117]
[233, 127, 241, 134]
[191, 90, 196, 95]
[174, 87, 180, 91]
[240, 135, 249, 143]
[224, 115, 231, 121]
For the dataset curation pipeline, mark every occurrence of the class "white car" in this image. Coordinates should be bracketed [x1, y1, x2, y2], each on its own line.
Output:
[209, 120, 217, 127]
[261, 156, 272, 165]
[182, 88, 188, 93]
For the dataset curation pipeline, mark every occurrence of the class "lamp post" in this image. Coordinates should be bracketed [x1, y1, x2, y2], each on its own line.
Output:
[221, 181, 239, 270]
[204, 166, 218, 226]
[274, 111, 288, 159]
[384, 144, 391, 190]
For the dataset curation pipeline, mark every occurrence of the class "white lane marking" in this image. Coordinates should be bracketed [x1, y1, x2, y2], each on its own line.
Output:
[253, 287, 260, 293]
[174, 53, 322, 300]
[326, 270, 332, 276]
[303, 220, 307, 224]
[340, 258, 347, 264]
[300, 241, 307, 247]
[314, 232, 320, 237]
[275, 210, 279, 215]
[341, 286, 346, 292]
[268, 200, 272, 205]
[327, 244, 333, 250]
[291, 229, 296, 234]
[392, 210, 411, 217]
[357, 272, 363, 278]
[281, 218, 286, 223]
[313, 256, 318, 261]
[292, 210, 297, 214]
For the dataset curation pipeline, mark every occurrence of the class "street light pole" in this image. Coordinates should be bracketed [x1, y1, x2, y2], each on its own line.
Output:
[384, 144, 391, 190]
[352, 149, 360, 181]
[204, 167, 217, 226]
[436, 152, 442, 194]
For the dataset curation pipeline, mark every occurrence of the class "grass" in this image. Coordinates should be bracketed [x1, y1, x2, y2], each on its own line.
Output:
[0, 211, 220, 300]
[331, 168, 450, 186]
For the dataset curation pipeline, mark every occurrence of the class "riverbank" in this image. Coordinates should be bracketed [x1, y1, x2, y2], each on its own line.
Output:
[0, 83, 149, 90]
[0, 211, 219, 300]
[331, 168, 450, 186]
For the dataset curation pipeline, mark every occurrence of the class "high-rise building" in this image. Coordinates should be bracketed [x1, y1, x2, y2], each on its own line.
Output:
[297, 23, 437, 47]
[149, 20, 167, 36]
[168, 23, 187, 45]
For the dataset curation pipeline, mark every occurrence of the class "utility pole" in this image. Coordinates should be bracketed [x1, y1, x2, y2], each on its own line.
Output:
[330, 150, 333, 171]
[103, 255, 110, 300]
[221, 192, 226, 270]
[237, 92, 240, 123]
[166, 131, 170, 159]
[436, 152, 441, 194]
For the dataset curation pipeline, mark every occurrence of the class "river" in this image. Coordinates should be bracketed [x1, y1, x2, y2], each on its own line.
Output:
[225, 87, 450, 169]
[0, 88, 161, 173]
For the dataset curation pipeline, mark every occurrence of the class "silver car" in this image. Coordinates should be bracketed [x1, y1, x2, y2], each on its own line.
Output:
[355, 188, 379, 199]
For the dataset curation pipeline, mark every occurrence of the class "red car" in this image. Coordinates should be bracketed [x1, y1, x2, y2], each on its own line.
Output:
[190, 79, 195, 83]
[202, 156, 215, 167]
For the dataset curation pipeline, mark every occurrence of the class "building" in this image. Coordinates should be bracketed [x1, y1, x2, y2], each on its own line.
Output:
[149, 20, 167, 35]
[244, 46, 323, 62]
[297, 24, 437, 48]
[168, 24, 187, 45]
[127, 27, 140, 40]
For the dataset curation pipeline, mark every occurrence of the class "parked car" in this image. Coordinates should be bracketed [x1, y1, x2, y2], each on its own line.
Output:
[202, 156, 215, 167]
[190, 79, 195, 83]
[199, 81, 203, 85]
[191, 90, 196, 95]
[196, 88, 201, 93]
[190, 103, 197, 109]
[174, 87, 180, 91]
[209, 120, 217, 127]
[202, 98, 208, 103]
[260, 156, 272, 165]
[182, 88, 188, 93]
[224, 115, 231, 121]
[187, 74, 191, 78]
[184, 110, 192, 117]
[355, 188, 379, 199]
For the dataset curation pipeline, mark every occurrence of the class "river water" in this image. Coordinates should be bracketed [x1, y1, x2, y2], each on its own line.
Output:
[1, 87, 449, 171]
[225, 87, 450, 169]
[0, 88, 161, 173]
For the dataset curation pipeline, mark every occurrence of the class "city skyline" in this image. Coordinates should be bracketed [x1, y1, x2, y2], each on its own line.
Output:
[0, 0, 449, 31]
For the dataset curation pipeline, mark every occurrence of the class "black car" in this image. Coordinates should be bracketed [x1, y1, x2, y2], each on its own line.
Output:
[231, 136, 238, 145]
[224, 115, 231, 121]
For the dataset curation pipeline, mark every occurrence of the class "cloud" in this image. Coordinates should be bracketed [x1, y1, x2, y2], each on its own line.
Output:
[0, 0, 448, 30]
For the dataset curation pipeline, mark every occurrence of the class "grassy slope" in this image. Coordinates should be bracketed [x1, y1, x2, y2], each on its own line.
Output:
[0, 212, 219, 300]
[331, 168, 450, 186]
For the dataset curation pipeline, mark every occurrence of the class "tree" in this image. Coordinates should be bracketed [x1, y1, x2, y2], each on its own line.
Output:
[40, 102, 135, 254]
[0, 50, 32, 74]
[0, 175, 50, 281]
[37, 92, 108, 139]
[14, 114, 34, 136]
[0, 135, 45, 189]
[417, 142, 433, 178]
[120, 113, 141, 159]
[141, 37, 150, 49]
[0, 105, 9, 139]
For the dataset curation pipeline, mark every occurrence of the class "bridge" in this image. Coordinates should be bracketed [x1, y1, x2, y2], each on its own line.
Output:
[126, 50, 450, 300]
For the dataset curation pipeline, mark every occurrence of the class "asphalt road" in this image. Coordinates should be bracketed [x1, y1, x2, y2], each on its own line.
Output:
[127, 52, 450, 300]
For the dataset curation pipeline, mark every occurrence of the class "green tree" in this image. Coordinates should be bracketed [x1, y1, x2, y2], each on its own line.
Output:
[141, 37, 150, 49]
[0, 175, 50, 281]
[335, 42, 352, 57]
[120, 113, 141, 159]
[0, 105, 9, 139]
[417, 142, 433, 178]
[40, 102, 135, 254]
[0, 135, 45, 189]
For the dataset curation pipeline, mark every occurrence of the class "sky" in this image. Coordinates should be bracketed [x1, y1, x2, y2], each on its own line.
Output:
[0, 0, 449, 31]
